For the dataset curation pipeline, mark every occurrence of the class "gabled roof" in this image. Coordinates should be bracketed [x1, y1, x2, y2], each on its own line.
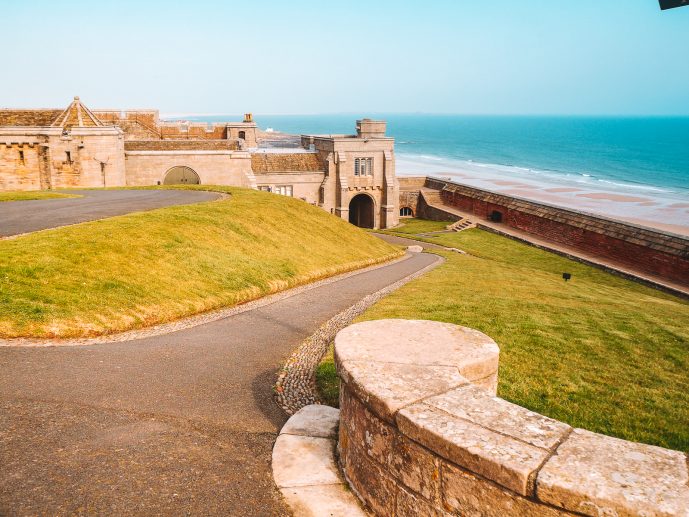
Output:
[51, 96, 104, 128]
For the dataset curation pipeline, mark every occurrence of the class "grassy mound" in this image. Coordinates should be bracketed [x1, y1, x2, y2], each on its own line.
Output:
[0, 191, 81, 202]
[317, 226, 689, 452]
[387, 218, 450, 234]
[0, 186, 401, 338]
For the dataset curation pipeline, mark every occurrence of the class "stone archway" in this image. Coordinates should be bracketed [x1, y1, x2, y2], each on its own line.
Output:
[163, 166, 200, 185]
[348, 194, 375, 229]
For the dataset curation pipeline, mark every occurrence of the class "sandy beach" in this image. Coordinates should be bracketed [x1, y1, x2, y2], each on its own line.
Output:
[397, 155, 689, 237]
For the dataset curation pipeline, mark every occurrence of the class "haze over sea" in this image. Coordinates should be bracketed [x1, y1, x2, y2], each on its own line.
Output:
[179, 114, 689, 235]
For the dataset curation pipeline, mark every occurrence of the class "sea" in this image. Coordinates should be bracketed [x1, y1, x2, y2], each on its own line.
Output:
[176, 114, 689, 233]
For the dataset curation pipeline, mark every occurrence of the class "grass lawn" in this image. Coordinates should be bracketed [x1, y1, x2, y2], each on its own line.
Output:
[316, 228, 689, 452]
[0, 186, 401, 338]
[387, 218, 451, 234]
[0, 191, 81, 202]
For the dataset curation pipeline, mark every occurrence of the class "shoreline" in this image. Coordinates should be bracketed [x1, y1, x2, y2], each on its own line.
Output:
[397, 154, 689, 237]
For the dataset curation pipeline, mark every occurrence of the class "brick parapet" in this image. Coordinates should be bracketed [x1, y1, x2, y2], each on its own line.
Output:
[336, 319, 689, 516]
[424, 176, 689, 287]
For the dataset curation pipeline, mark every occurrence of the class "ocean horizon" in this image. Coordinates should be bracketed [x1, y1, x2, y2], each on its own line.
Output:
[178, 114, 689, 234]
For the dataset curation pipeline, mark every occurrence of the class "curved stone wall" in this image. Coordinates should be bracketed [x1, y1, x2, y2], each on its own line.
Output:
[335, 319, 689, 516]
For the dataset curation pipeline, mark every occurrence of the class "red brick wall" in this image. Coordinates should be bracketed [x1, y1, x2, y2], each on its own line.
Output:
[440, 189, 689, 288]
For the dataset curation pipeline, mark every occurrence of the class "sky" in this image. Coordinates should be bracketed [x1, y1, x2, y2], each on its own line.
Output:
[1, 0, 688, 115]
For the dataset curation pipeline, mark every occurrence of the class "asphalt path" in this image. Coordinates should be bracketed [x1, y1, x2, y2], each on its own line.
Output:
[0, 189, 220, 237]
[0, 246, 439, 516]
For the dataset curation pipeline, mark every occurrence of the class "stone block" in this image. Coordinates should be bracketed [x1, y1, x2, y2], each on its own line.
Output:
[335, 319, 499, 390]
[272, 434, 341, 488]
[442, 461, 569, 516]
[424, 384, 570, 450]
[536, 429, 689, 516]
[396, 486, 441, 517]
[339, 387, 394, 466]
[338, 359, 467, 423]
[389, 433, 441, 503]
[279, 484, 367, 517]
[397, 402, 550, 496]
[280, 404, 339, 439]
[343, 445, 397, 516]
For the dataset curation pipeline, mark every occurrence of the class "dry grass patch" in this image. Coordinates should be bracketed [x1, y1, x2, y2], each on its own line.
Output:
[0, 186, 401, 338]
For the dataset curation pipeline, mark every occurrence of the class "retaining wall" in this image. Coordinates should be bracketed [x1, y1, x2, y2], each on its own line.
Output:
[424, 176, 689, 288]
[335, 319, 689, 516]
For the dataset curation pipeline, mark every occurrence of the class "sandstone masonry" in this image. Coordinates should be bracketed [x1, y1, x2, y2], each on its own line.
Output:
[335, 319, 689, 516]
[1, 98, 399, 229]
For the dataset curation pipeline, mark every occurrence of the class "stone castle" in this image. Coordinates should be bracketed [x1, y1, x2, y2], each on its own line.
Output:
[0, 97, 398, 229]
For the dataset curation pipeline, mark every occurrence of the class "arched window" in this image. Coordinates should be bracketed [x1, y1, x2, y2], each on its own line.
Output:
[238, 131, 246, 140]
[400, 207, 413, 217]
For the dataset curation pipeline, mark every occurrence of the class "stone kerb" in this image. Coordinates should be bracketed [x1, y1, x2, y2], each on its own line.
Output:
[334, 319, 689, 516]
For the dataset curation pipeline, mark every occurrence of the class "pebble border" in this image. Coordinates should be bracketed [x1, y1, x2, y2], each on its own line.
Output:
[274, 252, 444, 415]
[0, 252, 406, 348]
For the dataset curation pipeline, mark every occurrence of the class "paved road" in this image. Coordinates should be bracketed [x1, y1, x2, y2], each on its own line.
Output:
[0, 190, 220, 237]
[0, 250, 439, 516]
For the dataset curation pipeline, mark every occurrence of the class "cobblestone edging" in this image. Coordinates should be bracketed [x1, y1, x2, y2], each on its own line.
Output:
[274, 252, 444, 415]
[0, 251, 406, 348]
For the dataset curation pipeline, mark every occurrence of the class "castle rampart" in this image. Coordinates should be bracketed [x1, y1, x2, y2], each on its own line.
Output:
[413, 176, 689, 288]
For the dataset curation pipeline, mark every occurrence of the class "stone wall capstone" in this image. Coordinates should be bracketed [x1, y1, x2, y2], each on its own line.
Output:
[335, 319, 689, 516]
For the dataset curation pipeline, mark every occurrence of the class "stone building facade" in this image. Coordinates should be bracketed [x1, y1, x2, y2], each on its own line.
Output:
[0, 97, 398, 229]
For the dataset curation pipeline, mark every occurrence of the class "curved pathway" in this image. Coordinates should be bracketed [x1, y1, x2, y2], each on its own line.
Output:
[0, 189, 220, 237]
[0, 248, 438, 516]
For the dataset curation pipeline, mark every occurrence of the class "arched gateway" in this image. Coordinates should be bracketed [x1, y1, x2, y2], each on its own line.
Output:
[163, 166, 200, 185]
[348, 194, 375, 229]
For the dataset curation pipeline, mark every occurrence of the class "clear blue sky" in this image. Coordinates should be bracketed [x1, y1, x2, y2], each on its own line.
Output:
[2, 0, 688, 115]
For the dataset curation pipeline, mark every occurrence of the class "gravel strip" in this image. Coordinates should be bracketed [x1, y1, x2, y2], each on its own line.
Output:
[275, 252, 444, 415]
[0, 252, 406, 348]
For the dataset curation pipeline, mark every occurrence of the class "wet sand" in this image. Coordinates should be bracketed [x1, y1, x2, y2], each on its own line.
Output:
[397, 156, 689, 237]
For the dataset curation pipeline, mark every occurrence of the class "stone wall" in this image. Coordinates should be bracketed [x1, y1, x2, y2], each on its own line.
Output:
[425, 177, 689, 287]
[253, 171, 324, 204]
[0, 129, 126, 191]
[0, 143, 42, 190]
[335, 319, 689, 516]
[124, 150, 254, 187]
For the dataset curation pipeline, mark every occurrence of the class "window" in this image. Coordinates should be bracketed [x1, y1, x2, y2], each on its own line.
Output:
[65, 151, 72, 164]
[275, 185, 293, 197]
[400, 207, 413, 217]
[238, 131, 246, 140]
[258, 185, 272, 192]
[18, 150, 25, 165]
[355, 157, 373, 176]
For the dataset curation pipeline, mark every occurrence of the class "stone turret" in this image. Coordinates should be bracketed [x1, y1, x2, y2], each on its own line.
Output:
[356, 119, 387, 139]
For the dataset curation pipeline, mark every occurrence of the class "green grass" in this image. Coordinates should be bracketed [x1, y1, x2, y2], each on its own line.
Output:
[0, 191, 81, 202]
[386, 218, 451, 234]
[0, 186, 401, 338]
[316, 227, 689, 452]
